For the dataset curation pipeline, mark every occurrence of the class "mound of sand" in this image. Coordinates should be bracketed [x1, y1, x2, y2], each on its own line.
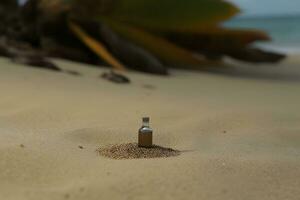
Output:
[97, 143, 180, 159]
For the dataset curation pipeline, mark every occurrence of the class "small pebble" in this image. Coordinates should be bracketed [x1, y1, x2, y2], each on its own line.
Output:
[101, 70, 130, 84]
[64, 69, 82, 76]
[142, 84, 156, 90]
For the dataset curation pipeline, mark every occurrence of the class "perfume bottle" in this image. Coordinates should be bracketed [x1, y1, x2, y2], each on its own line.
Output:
[138, 117, 153, 148]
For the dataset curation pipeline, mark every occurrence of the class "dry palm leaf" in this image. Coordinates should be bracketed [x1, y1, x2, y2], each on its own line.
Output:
[68, 21, 126, 71]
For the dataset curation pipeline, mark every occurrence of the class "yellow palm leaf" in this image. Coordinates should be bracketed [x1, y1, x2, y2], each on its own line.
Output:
[68, 21, 126, 71]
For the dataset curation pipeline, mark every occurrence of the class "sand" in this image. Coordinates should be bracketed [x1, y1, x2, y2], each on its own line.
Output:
[0, 55, 300, 200]
[97, 143, 180, 159]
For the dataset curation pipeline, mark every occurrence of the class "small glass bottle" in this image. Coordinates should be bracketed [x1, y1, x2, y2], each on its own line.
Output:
[138, 117, 153, 148]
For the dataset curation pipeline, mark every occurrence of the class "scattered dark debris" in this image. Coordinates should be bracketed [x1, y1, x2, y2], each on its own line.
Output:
[142, 84, 156, 90]
[0, 36, 61, 71]
[101, 70, 130, 84]
[11, 55, 61, 71]
[78, 145, 84, 149]
[64, 194, 70, 199]
[97, 143, 180, 159]
[223, 130, 227, 134]
[63, 69, 82, 76]
[20, 144, 25, 148]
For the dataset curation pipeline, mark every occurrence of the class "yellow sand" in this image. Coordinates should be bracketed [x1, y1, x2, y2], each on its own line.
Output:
[0, 55, 299, 200]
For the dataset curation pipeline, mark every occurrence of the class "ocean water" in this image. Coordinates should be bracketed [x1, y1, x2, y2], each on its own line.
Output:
[225, 15, 300, 53]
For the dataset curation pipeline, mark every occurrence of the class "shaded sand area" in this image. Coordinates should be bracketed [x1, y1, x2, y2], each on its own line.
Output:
[0, 55, 300, 200]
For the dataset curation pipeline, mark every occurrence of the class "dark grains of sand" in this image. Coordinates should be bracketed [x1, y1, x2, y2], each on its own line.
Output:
[142, 84, 156, 90]
[97, 143, 180, 159]
[64, 70, 82, 76]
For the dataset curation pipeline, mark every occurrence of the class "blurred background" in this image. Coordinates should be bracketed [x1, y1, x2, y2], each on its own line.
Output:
[227, 0, 300, 53]
[0, 0, 297, 76]
[17, 0, 300, 54]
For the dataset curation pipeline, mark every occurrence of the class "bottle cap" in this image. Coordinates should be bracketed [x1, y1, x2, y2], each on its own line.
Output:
[143, 117, 150, 123]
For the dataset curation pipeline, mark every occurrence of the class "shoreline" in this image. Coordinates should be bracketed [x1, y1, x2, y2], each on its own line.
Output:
[256, 43, 300, 55]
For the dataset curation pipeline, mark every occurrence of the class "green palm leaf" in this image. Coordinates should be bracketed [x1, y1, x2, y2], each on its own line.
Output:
[69, 0, 239, 32]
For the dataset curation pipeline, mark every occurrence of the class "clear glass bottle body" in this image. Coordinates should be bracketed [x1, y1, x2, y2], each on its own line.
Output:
[138, 117, 153, 148]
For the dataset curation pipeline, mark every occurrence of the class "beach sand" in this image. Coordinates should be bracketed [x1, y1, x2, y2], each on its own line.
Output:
[0, 55, 300, 200]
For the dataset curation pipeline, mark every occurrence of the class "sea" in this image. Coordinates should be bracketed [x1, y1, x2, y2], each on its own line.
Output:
[225, 15, 300, 54]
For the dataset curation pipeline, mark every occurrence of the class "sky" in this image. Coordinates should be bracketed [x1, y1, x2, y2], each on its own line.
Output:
[230, 0, 300, 17]
[18, 0, 27, 5]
